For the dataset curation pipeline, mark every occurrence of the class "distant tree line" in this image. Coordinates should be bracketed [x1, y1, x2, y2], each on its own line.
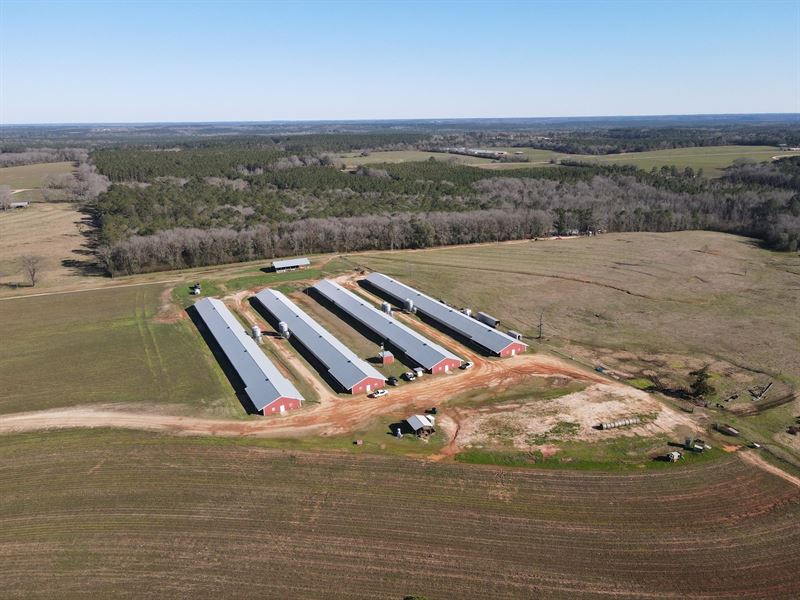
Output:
[0, 147, 87, 167]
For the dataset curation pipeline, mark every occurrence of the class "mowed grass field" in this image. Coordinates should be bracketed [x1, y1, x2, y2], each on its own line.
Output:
[339, 149, 494, 168]
[354, 145, 799, 177]
[0, 161, 75, 201]
[0, 283, 236, 416]
[1, 429, 799, 599]
[356, 232, 800, 455]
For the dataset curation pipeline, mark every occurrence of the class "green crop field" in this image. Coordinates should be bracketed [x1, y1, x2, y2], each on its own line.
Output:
[0, 283, 237, 416]
[1, 429, 798, 599]
[0, 161, 75, 193]
[348, 145, 798, 177]
[486, 145, 800, 176]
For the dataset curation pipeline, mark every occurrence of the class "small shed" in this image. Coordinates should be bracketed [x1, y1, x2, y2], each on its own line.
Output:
[378, 349, 394, 365]
[272, 257, 310, 272]
[405, 414, 435, 437]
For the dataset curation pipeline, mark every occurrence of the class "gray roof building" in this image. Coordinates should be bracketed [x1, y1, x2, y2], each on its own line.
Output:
[364, 272, 527, 356]
[254, 288, 386, 393]
[313, 279, 462, 373]
[272, 257, 311, 271]
[194, 297, 304, 413]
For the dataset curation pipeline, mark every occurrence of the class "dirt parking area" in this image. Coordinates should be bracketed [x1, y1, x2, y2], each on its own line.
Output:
[452, 383, 700, 452]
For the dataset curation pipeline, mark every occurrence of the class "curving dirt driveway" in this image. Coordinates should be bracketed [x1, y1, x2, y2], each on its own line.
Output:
[0, 351, 605, 438]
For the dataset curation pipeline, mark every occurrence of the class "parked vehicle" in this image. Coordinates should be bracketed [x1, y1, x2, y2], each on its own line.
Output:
[460, 361, 474, 370]
[387, 376, 398, 386]
[371, 389, 388, 398]
[403, 372, 416, 381]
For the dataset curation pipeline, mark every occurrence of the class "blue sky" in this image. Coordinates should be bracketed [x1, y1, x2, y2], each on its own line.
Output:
[1, 0, 798, 124]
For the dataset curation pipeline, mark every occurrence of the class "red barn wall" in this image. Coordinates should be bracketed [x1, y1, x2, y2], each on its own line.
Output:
[499, 342, 527, 358]
[350, 377, 386, 395]
[262, 397, 303, 415]
[430, 358, 462, 374]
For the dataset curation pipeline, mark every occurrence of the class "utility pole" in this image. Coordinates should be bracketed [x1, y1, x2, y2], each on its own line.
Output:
[537, 310, 544, 342]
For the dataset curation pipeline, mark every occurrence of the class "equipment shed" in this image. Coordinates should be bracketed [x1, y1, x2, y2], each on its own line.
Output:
[193, 298, 304, 415]
[406, 414, 436, 436]
[313, 279, 461, 374]
[272, 257, 310, 272]
[254, 289, 386, 394]
[364, 273, 527, 357]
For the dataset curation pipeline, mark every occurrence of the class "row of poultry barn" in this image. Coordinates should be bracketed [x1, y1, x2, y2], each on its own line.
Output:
[193, 270, 527, 416]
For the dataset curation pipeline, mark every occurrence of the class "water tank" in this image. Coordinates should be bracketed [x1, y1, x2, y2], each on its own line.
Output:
[461, 308, 472, 317]
[251, 325, 263, 344]
[277, 321, 290, 339]
[381, 301, 392, 314]
[404, 298, 415, 313]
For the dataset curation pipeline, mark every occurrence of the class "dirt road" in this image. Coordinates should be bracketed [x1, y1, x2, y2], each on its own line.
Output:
[0, 351, 605, 438]
[740, 451, 800, 489]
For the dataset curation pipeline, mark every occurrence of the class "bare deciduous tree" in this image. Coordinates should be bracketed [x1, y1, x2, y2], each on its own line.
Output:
[0, 185, 12, 210]
[20, 255, 44, 287]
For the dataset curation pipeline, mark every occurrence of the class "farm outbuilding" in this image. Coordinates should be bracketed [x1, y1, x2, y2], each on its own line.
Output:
[272, 257, 310, 272]
[406, 414, 436, 436]
[364, 273, 527, 357]
[378, 350, 394, 365]
[254, 288, 386, 394]
[193, 298, 304, 415]
[313, 279, 461, 374]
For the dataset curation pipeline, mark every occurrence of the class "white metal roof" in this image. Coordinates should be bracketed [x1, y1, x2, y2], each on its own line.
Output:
[194, 298, 303, 411]
[272, 257, 310, 270]
[364, 273, 527, 355]
[406, 414, 433, 431]
[313, 279, 460, 371]
[254, 288, 385, 391]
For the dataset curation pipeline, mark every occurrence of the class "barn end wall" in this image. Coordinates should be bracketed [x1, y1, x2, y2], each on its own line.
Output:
[262, 397, 303, 415]
[350, 377, 386, 395]
[499, 342, 527, 358]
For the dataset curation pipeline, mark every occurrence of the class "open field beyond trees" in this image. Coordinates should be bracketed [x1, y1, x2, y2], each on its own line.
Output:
[0, 161, 75, 201]
[0, 202, 93, 290]
[0, 429, 799, 600]
[345, 145, 800, 177]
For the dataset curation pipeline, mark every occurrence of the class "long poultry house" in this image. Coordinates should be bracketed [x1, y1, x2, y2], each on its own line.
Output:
[364, 272, 527, 357]
[313, 279, 462, 374]
[193, 297, 304, 415]
[254, 288, 386, 394]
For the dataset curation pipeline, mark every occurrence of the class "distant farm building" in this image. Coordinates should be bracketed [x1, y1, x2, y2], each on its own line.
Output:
[364, 273, 527, 357]
[254, 288, 386, 394]
[193, 297, 304, 415]
[272, 257, 310, 272]
[313, 279, 462, 374]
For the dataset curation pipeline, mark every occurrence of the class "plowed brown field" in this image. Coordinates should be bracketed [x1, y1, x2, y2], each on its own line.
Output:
[1, 431, 799, 599]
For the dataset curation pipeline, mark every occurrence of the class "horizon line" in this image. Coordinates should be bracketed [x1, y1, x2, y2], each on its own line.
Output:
[2, 112, 799, 128]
